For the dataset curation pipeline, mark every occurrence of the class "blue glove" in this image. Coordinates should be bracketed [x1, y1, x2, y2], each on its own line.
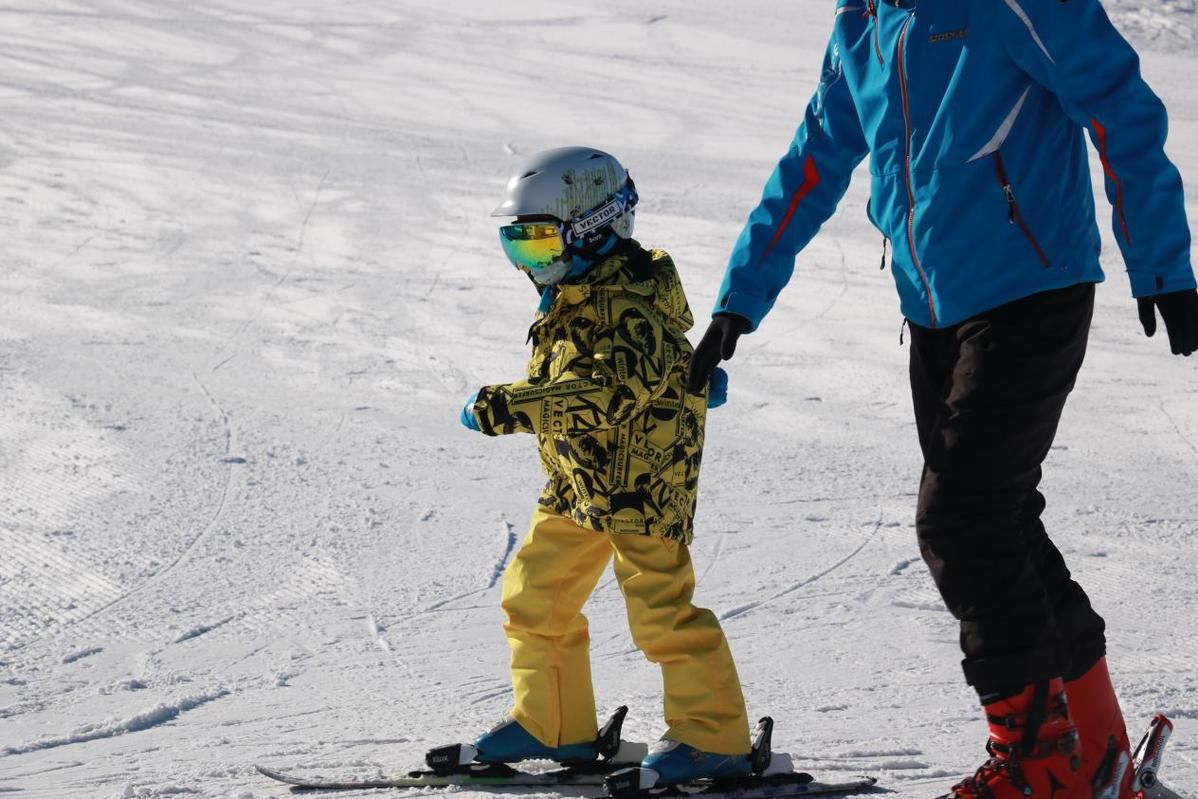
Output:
[707, 367, 728, 409]
[460, 390, 481, 431]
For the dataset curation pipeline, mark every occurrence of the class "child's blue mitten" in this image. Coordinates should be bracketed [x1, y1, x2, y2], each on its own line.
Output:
[707, 367, 728, 409]
[460, 390, 482, 431]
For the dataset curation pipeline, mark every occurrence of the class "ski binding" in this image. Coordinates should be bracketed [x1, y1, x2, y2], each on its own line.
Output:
[604, 716, 877, 799]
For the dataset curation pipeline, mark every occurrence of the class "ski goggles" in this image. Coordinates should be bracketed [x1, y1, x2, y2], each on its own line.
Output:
[498, 222, 566, 272]
[498, 179, 638, 272]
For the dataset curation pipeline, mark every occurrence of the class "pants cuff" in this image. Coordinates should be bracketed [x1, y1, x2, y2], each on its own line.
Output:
[963, 646, 1060, 702]
[1062, 635, 1107, 683]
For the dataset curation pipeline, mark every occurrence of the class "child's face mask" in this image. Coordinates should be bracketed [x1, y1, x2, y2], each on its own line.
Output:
[527, 259, 573, 286]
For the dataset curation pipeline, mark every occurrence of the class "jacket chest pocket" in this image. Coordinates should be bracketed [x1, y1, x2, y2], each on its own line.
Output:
[559, 314, 603, 379]
[915, 8, 972, 68]
[532, 319, 595, 381]
[547, 338, 593, 380]
[900, 11, 973, 138]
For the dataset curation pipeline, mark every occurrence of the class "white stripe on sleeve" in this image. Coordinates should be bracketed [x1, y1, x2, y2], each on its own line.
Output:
[1003, 0, 1056, 64]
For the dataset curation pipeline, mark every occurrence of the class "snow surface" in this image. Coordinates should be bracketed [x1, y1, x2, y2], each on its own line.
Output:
[1, 1, 1196, 797]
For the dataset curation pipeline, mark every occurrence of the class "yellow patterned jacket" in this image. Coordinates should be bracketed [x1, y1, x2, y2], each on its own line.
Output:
[472, 242, 707, 543]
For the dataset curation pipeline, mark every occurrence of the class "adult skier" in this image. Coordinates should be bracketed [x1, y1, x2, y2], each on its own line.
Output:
[685, 2, 1197, 798]
[459, 147, 754, 789]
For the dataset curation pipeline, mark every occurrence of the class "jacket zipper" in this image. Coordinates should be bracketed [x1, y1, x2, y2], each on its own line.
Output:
[896, 12, 937, 327]
[865, 0, 885, 64]
[992, 152, 1050, 268]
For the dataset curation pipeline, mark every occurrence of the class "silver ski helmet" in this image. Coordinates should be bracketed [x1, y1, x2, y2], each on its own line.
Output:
[493, 147, 637, 284]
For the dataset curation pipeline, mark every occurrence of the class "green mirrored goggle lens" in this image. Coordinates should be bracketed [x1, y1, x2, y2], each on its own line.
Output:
[499, 223, 565, 271]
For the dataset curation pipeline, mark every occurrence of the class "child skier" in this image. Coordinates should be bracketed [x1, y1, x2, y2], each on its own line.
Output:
[458, 146, 751, 788]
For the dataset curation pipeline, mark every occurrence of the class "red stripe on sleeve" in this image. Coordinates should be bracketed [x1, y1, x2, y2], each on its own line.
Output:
[761, 155, 821, 261]
[1091, 117, 1132, 245]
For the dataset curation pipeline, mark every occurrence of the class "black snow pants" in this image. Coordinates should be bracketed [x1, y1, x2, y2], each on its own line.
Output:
[908, 282, 1107, 701]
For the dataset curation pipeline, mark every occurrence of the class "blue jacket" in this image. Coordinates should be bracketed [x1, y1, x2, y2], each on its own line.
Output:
[717, 0, 1195, 330]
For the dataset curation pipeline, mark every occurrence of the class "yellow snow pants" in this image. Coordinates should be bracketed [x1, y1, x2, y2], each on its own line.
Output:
[501, 508, 751, 755]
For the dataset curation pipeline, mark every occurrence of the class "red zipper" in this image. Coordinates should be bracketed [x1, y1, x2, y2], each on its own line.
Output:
[865, 0, 884, 64]
[896, 13, 937, 327]
[992, 152, 1050, 268]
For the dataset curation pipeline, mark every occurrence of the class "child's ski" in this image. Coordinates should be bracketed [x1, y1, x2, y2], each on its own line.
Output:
[256, 712, 878, 797]
[253, 764, 877, 796]
[254, 762, 611, 791]
[604, 773, 877, 799]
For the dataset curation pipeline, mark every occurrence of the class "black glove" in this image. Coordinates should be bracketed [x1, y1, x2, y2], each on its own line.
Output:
[686, 313, 748, 394]
[1138, 288, 1198, 356]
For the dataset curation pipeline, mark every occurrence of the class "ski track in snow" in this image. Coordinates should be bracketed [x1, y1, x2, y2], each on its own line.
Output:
[14, 368, 246, 649]
[2, 689, 229, 756]
[719, 514, 883, 622]
[1, 1, 1196, 797]
[59, 646, 104, 665]
[172, 614, 239, 644]
[210, 167, 331, 374]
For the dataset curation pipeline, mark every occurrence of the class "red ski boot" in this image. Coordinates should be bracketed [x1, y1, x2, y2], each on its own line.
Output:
[1065, 657, 1134, 798]
[940, 678, 1083, 799]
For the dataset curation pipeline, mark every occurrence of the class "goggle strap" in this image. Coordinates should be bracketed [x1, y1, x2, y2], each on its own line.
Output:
[568, 181, 637, 239]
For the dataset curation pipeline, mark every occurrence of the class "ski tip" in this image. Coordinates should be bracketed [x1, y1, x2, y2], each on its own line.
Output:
[254, 765, 305, 786]
[818, 775, 880, 795]
[812, 775, 879, 793]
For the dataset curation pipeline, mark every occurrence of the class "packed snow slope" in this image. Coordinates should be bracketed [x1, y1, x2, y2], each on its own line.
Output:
[1, 1, 1196, 797]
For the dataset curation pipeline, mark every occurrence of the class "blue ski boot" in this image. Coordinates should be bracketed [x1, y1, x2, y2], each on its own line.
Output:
[473, 717, 599, 764]
[426, 707, 630, 776]
[606, 716, 776, 798]
[639, 739, 752, 785]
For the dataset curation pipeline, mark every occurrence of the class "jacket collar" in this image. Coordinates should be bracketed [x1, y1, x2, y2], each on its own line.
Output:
[528, 240, 691, 341]
[554, 240, 651, 306]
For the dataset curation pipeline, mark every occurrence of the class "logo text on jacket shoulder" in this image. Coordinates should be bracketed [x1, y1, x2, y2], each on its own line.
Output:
[929, 28, 968, 44]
